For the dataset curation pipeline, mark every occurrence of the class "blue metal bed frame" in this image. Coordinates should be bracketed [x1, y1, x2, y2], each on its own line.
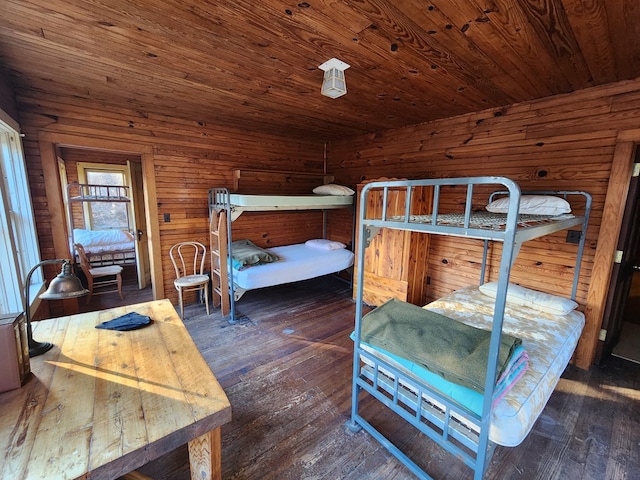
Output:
[346, 176, 591, 479]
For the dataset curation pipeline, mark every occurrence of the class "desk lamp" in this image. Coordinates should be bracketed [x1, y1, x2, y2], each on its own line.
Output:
[25, 259, 89, 357]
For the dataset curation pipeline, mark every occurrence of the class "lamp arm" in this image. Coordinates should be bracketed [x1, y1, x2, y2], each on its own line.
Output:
[24, 259, 69, 340]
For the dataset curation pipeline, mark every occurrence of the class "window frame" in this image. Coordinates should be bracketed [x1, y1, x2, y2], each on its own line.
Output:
[77, 162, 132, 231]
[0, 110, 42, 315]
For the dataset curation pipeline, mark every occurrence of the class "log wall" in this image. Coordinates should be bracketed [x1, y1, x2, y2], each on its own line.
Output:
[326, 78, 640, 368]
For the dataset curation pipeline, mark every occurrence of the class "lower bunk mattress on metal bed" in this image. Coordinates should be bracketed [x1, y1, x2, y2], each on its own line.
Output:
[231, 243, 354, 290]
[356, 285, 585, 447]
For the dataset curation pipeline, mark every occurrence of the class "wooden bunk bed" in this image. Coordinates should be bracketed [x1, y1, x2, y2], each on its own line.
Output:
[208, 182, 354, 323]
[67, 183, 136, 267]
[347, 176, 591, 480]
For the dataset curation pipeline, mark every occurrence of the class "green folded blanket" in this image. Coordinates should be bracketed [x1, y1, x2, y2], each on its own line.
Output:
[230, 239, 279, 269]
[360, 298, 521, 393]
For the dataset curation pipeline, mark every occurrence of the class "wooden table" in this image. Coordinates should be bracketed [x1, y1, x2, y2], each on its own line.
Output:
[0, 299, 231, 480]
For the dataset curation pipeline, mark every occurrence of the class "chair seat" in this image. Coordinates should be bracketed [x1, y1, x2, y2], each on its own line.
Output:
[89, 265, 123, 276]
[174, 274, 209, 288]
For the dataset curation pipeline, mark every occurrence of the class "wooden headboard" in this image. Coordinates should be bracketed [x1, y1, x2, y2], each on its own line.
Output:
[232, 169, 334, 194]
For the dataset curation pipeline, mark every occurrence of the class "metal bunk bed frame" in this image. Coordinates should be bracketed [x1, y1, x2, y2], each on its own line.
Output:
[346, 176, 591, 480]
[208, 187, 354, 323]
[67, 183, 135, 266]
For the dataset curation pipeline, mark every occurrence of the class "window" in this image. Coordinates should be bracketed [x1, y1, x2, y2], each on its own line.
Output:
[0, 112, 41, 315]
[78, 164, 131, 230]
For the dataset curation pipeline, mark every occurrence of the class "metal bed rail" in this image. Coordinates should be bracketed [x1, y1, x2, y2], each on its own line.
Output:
[67, 183, 130, 202]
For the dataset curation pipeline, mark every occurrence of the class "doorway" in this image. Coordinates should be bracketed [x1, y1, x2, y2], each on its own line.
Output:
[58, 146, 152, 291]
[612, 277, 640, 363]
[598, 146, 640, 364]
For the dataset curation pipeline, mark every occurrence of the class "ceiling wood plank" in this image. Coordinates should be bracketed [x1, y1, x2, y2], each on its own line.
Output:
[0, 0, 636, 140]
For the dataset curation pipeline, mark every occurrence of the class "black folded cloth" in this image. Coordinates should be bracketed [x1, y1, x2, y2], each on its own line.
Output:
[95, 312, 152, 331]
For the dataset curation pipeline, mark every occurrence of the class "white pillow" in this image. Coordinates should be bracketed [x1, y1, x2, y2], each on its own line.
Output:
[305, 239, 347, 250]
[486, 195, 571, 215]
[479, 282, 578, 315]
[313, 184, 355, 196]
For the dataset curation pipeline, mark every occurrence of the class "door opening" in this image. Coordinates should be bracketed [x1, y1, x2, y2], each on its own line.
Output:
[58, 147, 151, 291]
[598, 146, 640, 364]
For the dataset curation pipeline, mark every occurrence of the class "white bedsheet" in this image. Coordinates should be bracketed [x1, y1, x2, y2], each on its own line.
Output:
[232, 243, 354, 290]
[80, 242, 135, 255]
[71, 231, 134, 254]
[360, 286, 584, 447]
[73, 228, 135, 247]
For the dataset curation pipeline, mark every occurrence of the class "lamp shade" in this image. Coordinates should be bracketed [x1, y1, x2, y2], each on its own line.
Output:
[319, 58, 350, 99]
[39, 270, 89, 300]
[321, 68, 347, 99]
[25, 259, 89, 357]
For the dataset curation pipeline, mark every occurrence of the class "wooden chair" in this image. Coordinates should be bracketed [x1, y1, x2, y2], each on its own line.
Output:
[169, 241, 210, 319]
[74, 243, 124, 304]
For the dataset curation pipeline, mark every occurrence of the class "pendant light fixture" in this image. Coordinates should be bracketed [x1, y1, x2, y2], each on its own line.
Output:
[319, 58, 350, 99]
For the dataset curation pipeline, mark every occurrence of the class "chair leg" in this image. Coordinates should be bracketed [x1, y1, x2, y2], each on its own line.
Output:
[204, 283, 210, 315]
[178, 289, 184, 319]
[117, 272, 124, 299]
[86, 276, 94, 304]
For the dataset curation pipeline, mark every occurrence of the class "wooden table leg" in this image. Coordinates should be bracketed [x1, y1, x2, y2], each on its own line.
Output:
[188, 427, 222, 480]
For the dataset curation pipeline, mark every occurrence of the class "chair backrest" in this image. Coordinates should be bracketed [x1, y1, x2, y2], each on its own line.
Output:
[74, 243, 91, 276]
[170, 241, 207, 279]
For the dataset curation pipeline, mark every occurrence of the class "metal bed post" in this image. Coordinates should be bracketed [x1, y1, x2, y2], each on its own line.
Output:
[223, 189, 235, 323]
[346, 181, 372, 434]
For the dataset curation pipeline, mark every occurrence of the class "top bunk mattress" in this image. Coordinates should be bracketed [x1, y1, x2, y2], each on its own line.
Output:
[232, 243, 354, 290]
[358, 178, 591, 244]
[229, 193, 353, 210]
[358, 286, 585, 447]
[382, 211, 585, 243]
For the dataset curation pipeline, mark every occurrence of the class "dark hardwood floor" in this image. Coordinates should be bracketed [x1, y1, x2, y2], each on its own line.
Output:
[85, 272, 640, 480]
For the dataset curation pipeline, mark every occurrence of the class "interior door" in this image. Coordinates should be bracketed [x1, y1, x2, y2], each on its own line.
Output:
[56, 155, 71, 253]
[598, 148, 640, 361]
[128, 160, 151, 289]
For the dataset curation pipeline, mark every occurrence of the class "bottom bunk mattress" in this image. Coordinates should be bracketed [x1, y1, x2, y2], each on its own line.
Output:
[356, 285, 585, 447]
[232, 243, 354, 290]
[72, 229, 136, 266]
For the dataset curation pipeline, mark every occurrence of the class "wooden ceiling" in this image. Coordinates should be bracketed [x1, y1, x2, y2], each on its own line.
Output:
[1, 1, 640, 141]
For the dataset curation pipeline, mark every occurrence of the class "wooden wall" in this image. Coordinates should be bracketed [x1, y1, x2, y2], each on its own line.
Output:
[327, 78, 640, 369]
[16, 94, 326, 306]
[13, 73, 640, 367]
[0, 71, 18, 121]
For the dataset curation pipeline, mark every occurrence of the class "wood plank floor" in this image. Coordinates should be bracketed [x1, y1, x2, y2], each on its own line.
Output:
[85, 274, 640, 480]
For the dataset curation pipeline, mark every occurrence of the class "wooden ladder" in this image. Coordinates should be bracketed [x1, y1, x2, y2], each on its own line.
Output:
[210, 208, 231, 316]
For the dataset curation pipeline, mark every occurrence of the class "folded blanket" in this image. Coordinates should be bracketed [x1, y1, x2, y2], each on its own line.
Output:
[492, 346, 529, 405]
[360, 298, 522, 393]
[230, 239, 278, 270]
[95, 312, 152, 331]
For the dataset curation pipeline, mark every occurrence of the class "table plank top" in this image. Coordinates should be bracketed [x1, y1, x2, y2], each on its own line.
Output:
[0, 299, 231, 480]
